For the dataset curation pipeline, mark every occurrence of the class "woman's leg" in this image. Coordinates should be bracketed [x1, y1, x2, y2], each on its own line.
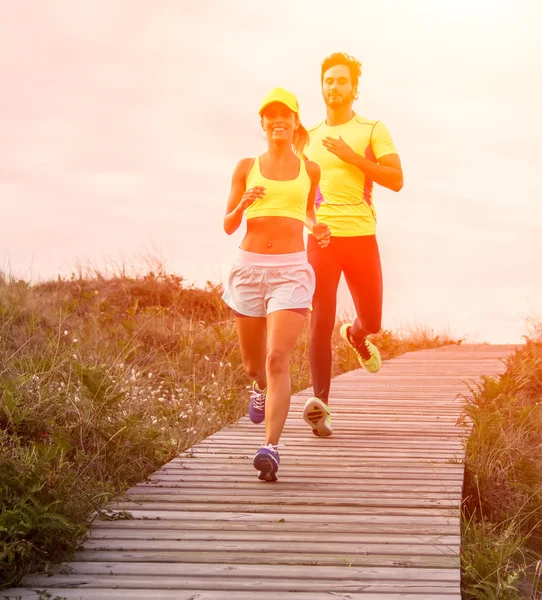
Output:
[264, 309, 306, 445]
[234, 315, 267, 390]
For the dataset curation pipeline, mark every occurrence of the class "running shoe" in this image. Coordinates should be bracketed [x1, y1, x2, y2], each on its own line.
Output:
[340, 323, 381, 373]
[248, 381, 266, 424]
[303, 396, 333, 437]
[253, 444, 280, 482]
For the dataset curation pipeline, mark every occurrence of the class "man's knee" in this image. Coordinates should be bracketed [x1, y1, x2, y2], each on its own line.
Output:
[360, 317, 381, 336]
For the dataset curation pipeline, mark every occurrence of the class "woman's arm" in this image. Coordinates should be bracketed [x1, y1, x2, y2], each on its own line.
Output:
[304, 161, 330, 247]
[223, 158, 265, 235]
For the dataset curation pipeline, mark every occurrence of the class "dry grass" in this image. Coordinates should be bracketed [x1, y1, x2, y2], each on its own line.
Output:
[461, 326, 542, 599]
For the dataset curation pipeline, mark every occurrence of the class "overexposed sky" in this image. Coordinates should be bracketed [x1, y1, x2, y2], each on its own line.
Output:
[1, 0, 541, 342]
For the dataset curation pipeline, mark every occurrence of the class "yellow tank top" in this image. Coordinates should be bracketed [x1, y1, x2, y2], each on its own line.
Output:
[245, 156, 310, 222]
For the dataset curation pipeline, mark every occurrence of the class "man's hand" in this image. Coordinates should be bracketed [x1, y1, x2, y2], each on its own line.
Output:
[322, 135, 358, 164]
[313, 222, 331, 248]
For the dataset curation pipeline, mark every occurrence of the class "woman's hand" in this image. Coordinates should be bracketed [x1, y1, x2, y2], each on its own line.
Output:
[239, 186, 266, 212]
[313, 222, 331, 248]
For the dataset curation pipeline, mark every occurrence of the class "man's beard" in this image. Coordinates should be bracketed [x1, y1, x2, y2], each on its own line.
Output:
[325, 93, 352, 108]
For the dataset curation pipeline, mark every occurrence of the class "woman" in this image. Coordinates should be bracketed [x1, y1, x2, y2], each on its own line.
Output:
[222, 87, 330, 482]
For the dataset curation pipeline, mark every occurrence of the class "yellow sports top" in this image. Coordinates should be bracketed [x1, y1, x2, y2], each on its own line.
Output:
[245, 156, 310, 223]
[304, 115, 397, 236]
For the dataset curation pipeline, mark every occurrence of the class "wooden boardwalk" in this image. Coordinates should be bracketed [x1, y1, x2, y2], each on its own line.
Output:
[4, 344, 515, 600]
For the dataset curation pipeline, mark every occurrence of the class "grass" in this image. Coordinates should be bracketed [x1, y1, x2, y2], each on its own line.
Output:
[461, 330, 542, 599]
[0, 266, 461, 587]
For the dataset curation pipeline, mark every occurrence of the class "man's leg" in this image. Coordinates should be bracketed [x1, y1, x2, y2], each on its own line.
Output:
[307, 235, 343, 404]
[342, 235, 383, 345]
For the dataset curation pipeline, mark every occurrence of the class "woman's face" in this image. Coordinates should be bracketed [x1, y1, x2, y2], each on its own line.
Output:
[261, 102, 297, 144]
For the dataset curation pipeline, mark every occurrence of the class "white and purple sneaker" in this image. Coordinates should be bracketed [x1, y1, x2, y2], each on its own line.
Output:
[248, 381, 266, 424]
[253, 444, 280, 482]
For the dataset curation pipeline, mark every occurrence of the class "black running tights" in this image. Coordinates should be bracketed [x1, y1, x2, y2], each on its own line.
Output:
[307, 234, 383, 404]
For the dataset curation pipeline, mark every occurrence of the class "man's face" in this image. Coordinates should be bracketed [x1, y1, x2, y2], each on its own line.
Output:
[322, 64, 356, 108]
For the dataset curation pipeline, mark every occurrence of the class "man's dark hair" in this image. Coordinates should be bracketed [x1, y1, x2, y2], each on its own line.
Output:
[321, 52, 362, 90]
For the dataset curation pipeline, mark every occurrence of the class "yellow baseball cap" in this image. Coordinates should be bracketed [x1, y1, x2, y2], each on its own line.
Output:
[258, 87, 299, 115]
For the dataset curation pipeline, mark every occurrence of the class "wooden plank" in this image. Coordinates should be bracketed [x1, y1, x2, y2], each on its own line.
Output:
[81, 539, 459, 556]
[109, 505, 461, 517]
[186, 445, 464, 455]
[92, 520, 460, 535]
[36, 561, 461, 581]
[144, 476, 464, 488]
[120, 494, 460, 509]
[70, 549, 460, 568]
[87, 527, 460, 546]
[21, 574, 460, 593]
[147, 471, 465, 483]
[154, 461, 466, 471]
[86, 529, 460, 545]
[2, 589, 463, 600]
[104, 510, 459, 524]
[203, 439, 465, 449]
[152, 465, 467, 477]
[129, 485, 462, 499]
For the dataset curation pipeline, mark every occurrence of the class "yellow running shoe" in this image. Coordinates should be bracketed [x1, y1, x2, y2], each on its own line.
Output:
[303, 397, 333, 437]
[340, 323, 381, 373]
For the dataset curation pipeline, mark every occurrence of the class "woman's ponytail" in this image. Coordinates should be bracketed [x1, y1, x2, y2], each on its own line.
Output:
[293, 122, 309, 155]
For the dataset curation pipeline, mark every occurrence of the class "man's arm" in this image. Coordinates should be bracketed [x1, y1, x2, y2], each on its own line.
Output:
[352, 152, 403, 192]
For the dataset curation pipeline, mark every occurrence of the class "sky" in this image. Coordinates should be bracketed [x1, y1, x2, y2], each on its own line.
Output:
[1, 0, 541, 343]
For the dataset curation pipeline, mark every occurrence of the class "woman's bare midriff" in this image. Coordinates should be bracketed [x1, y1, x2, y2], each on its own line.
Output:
[240, 216, 305, 254]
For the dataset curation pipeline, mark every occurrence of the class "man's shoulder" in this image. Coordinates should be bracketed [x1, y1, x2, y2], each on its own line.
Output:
[351, 116, 394, 144]
[308, 120, 326, 134]
[352, 115, 380, 128]
[308, 116, 381, 132]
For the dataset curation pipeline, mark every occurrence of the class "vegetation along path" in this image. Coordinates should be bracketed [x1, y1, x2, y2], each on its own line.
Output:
[4, 344, 515, 600]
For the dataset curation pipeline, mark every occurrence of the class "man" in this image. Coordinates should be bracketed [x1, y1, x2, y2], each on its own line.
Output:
[302, 52, 404, 437]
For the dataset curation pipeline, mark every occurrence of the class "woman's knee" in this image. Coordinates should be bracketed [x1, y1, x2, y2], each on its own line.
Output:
[266, 348, 290, 377]
[243, 360, 264, 379]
